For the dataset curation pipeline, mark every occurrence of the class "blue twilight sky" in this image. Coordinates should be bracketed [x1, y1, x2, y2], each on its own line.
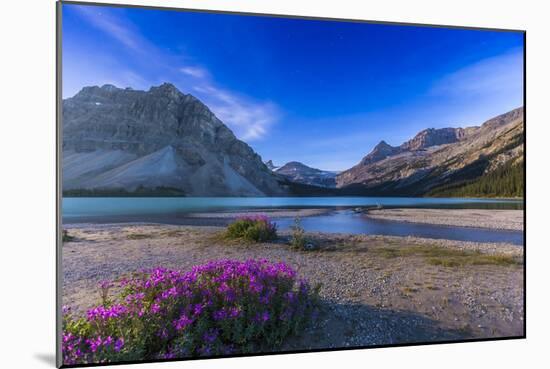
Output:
[62, 3, 524, 171]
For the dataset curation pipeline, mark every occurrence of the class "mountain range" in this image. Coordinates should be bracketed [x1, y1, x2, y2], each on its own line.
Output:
[62, 83, 524, 197]
[336, 107, 523, 196]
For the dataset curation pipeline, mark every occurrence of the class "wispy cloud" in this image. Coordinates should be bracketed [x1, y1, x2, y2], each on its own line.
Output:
[424, 49, 524, 130]
[70, 5, 280, 141]
[180, 66, 209, 79]
[74, 6, 147, 52]
[194, 85, 279, 141]
[430, 50, 523, 97]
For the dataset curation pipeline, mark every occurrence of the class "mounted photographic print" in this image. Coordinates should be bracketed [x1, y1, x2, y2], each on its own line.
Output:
[57, 1, 525, 367]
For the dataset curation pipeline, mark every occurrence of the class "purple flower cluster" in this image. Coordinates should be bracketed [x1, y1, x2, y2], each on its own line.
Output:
[87, 304, 129, 321]
[173, 314, 193, 331]
[98, 280, 113, 290]
[212, 306, 240, 321]
[240, 214, 277, 233]
[62, 259, 318, 365]
[62, 332, 83, 365]
[254, 311, 270, 323]
[86, 336, 124, 353]
[62, 332, 125, 365]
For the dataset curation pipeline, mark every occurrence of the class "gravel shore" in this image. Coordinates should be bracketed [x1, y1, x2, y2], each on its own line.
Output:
[62, 223, 524, 349]
[365, 208, 523, 231]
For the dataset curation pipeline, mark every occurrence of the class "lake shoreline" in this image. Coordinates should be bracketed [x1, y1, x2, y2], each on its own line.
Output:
[64, 207, 524, 246]
[364, 208, 524, 231]
[62, 223, 524, 348]
[63, 207, 523, 230]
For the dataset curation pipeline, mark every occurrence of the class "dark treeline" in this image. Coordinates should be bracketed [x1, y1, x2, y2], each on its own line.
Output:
[427, 161, 524, 198]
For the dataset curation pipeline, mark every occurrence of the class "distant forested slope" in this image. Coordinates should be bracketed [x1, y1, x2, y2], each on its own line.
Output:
[427, 162, 524, 198]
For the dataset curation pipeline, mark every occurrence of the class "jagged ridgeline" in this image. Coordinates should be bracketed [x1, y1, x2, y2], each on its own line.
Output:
[62, 82, 524, 198]
[62, 83, 287, 197]
[335, 108, 524, 198]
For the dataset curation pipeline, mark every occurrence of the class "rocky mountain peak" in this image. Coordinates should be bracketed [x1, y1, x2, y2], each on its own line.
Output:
[400, 127, 462, 151]
[275, 161, 337, 188]
[265, 160, 277, 171]
[149, 82, 182, 99]
[101, 84, 118, 91]
[375, 140, 391, 149]
[359, 140, 401, 166]
[284, 161, 308, 169]
[62, 83, 286, 196]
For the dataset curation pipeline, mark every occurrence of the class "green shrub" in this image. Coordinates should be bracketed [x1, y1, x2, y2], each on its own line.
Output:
[290, 218, 307, 249]
[62, 230, 75, 242]
[225, 215, 277, 242]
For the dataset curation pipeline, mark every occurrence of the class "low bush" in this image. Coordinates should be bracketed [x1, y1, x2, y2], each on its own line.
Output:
[62, 259, 319, 365]
[225, 215, 277, 242]
[290, 218, 307, 249]
[62, 230, 75, 242]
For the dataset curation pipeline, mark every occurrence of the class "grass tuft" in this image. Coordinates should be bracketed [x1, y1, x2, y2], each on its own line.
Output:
[126, 233, 155, 240]
[371, 245, 520, 267]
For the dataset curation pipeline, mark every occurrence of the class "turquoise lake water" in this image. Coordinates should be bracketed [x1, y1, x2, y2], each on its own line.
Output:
[62, 196, 523, 217]
[62, 197, 524, 245]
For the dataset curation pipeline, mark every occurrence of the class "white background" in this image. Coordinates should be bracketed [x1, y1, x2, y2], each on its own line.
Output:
[1, 0, 548, 368]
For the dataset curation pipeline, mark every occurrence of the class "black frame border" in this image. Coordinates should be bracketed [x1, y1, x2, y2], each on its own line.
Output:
[55, 1, 527, 368]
